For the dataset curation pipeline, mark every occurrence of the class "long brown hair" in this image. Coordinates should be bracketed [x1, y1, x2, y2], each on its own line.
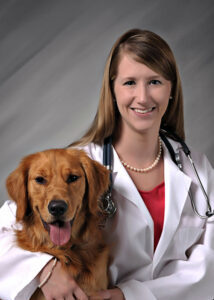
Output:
[71, 29, 185, 147]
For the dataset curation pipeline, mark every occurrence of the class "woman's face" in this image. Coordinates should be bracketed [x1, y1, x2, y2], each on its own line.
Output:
[113, 53, 172, 137]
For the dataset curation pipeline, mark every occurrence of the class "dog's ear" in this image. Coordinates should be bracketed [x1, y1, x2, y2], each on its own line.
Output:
[6, 155, 34, 222]
[80, 152, 110, 215]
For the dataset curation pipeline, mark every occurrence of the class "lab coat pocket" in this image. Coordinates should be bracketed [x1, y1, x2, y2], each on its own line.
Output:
[153, 226, 205, 277]
[170, 227, 205, 260]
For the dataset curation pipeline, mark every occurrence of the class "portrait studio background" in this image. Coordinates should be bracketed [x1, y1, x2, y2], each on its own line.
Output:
[0, 0, 213, 205]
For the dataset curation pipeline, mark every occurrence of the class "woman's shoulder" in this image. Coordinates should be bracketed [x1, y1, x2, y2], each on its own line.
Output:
[167, 137, 213, 173]
[72, 142, 103, 164]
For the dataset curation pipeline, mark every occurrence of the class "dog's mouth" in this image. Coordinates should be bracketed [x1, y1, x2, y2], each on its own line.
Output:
[39, 211, 75, 246]
[48, 220, 72, 246]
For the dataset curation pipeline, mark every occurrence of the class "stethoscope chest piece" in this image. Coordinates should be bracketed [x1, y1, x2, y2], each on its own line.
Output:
[100, 188, 117, 217]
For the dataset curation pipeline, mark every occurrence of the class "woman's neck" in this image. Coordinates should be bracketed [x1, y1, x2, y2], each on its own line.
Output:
[113, 128, 160, 167]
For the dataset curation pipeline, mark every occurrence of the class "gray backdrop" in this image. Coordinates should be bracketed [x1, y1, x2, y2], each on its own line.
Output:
[0, 0, 214, 205]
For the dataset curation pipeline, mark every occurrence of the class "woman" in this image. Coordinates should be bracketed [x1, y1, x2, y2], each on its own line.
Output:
[0, 29, 214, 300]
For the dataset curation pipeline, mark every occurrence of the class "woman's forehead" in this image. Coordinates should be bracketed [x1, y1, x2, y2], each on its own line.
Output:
[116, 53, 163, 78]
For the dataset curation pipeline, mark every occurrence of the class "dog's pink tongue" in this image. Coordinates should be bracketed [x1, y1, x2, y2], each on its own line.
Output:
[49, 221, 71, 246]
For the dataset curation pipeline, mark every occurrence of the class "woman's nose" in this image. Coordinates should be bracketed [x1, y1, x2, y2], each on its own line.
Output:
[135, 83, 148, 103]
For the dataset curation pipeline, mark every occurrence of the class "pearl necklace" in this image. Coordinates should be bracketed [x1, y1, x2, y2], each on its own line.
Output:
[120, 137, 162, 173]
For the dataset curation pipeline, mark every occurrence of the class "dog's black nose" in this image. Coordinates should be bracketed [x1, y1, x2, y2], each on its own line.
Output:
[48, 200, 68, 217]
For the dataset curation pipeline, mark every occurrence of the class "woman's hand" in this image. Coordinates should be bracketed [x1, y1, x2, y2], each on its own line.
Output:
[39, 259, 88, 300]
[89, 288, 125, 300]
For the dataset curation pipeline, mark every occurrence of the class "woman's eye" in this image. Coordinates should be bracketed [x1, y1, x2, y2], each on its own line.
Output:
[67, 174, 79, 184]
[149, 79, 161, 85]
[124, 80, 135, 86]
[35, 177, 46, 185]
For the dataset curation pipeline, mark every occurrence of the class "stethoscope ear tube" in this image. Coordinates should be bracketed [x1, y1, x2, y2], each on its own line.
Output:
[159, 131, 177, 165]
[103, 136, 112, 170]
[102, 136, 117, 218]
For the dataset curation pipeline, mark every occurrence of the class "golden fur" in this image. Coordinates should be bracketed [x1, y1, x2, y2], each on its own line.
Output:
[6, 148, 110, 299]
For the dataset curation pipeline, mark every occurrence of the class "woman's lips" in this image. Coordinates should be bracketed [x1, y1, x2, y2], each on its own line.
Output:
[132, 107, 155, 114]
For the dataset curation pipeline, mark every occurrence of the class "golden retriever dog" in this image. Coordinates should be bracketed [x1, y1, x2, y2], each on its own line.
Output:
[6, 148, 110, 299]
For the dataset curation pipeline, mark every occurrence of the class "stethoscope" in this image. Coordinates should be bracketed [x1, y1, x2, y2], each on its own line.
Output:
[101, 130, 214, 220]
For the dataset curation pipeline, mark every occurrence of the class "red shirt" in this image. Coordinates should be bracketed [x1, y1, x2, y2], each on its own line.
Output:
[139, 182, 165, 251]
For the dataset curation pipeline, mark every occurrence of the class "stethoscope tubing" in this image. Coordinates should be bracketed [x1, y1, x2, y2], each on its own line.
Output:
[103, 131, 214, 219]
[187, 154, 213, 218]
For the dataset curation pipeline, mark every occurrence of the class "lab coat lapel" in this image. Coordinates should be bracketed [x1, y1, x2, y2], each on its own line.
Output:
[112, 147, 154, 229]
[153, 143, 192, 272]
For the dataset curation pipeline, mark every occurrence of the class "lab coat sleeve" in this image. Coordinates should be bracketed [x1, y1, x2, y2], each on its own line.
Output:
[118, 155, 214, 300]
[0, 200, 52, 300]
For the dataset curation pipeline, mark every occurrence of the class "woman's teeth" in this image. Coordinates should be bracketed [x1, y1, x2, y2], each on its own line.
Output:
[133, 108, 153, 114]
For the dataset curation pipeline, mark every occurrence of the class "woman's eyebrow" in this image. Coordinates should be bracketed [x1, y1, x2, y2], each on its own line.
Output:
[120, 74, 163, 80]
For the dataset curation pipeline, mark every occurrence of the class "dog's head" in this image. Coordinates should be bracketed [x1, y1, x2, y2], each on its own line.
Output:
[6, 148, 110, 246]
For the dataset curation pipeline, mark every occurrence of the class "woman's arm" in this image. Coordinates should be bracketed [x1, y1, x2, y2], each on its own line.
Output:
[89, 288, 125, 300]
[0, 200, 52, 299]
[0, 200, 88, 300]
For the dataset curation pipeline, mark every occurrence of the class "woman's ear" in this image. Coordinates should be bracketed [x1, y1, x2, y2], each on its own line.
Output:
[80, 152, 110, 215]
[6, 156, 32, 222]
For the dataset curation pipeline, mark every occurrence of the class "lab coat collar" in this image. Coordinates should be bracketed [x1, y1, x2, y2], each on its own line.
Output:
[153, 141, 192, 272]
[111, 140, 192, 272]
[112, 146, 145, 208]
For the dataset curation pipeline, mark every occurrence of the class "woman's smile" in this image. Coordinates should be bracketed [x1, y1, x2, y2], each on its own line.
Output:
[131, 106, 155, 115]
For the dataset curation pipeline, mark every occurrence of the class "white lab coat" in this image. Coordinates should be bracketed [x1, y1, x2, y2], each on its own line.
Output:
[0, 139, 214, 300]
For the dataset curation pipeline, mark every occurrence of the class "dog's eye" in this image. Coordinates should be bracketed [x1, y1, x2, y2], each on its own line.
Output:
[35, 176, 46, 185]
[67, 174, 79, 184]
